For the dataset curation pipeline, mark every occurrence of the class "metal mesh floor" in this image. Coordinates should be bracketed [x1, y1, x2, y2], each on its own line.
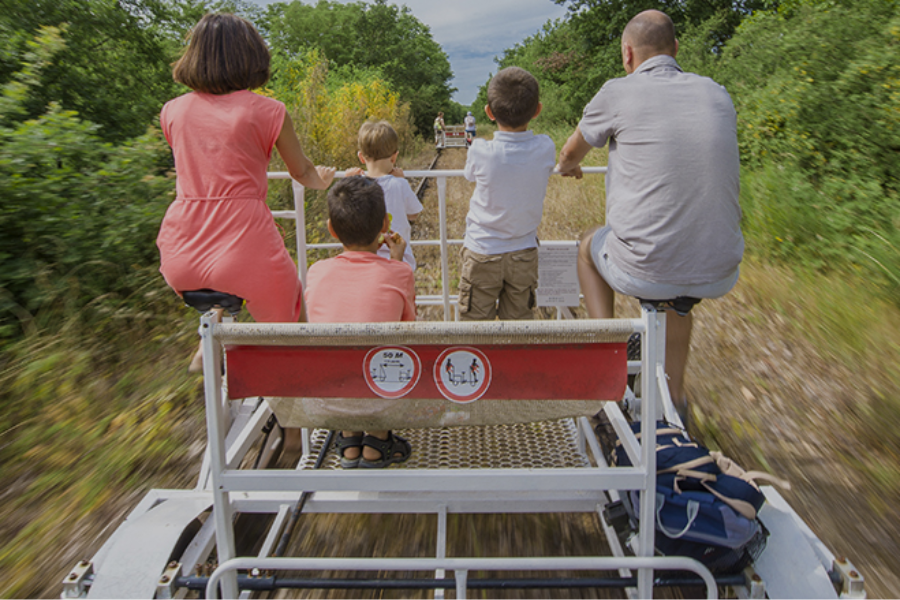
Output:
[297, 418, 591, 470]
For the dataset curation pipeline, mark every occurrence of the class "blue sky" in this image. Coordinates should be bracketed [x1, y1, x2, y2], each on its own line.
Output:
[246, 0, 570, 106]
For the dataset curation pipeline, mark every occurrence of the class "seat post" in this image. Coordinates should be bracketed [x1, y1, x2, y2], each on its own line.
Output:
[636, 304, 662, 596]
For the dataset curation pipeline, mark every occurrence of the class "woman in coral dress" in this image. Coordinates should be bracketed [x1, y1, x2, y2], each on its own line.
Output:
[157, 13, 334, 368]
[157, 14, 334, 370]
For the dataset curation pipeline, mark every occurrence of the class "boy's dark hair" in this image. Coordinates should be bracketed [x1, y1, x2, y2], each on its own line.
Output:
[358, 120, 399, 161]
[172, 13, 270, 94]
[487, 67, 540, 129]
[327, 177, 386, 247]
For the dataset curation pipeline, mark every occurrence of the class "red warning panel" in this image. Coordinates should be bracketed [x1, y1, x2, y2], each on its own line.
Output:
[226, 343, 626, 402]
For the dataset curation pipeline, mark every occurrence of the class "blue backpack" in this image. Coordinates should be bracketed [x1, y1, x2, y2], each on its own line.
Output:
[614, 421, 788, 572]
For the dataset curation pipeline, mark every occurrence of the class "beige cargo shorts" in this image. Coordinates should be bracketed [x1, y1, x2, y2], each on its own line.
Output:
[457, 246, 538, 321]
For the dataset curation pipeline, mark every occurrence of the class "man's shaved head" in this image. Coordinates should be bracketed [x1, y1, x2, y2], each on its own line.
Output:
[623, 10, 677, 62]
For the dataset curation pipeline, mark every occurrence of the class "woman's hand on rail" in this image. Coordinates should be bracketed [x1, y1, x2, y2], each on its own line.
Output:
[343, 167, 364, 178]
[276, 114, 336, 189]
[315, 166, 336, 187]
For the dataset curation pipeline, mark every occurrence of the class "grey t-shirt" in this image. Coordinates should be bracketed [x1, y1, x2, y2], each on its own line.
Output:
[579, 55, 743, 285]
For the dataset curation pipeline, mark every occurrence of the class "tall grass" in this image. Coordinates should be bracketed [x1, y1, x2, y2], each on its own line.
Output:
[0, 270, 206, 598]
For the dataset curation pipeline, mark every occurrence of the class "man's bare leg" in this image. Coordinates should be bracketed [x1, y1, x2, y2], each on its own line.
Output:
[579, 229, 693, 416]
[665, 311, 692, 413]
[577, 229, 615, 318]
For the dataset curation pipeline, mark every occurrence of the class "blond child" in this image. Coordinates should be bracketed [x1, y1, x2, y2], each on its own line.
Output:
[345, 120, 423, 269]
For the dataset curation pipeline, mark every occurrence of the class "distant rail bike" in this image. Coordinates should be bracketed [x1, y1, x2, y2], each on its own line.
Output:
[63, 164, 865, 599]
[436, 125, 469, 149]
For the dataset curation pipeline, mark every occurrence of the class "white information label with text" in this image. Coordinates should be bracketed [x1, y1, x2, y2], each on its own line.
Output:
[537, 243, 581, 307]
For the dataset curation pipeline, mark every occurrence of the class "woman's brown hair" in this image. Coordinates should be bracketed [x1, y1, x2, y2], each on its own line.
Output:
[172, 13, 270, 94]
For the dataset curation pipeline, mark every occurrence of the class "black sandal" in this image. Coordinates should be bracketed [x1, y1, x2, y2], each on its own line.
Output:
[335, 432, 364, 468]
[359, 431, 412, 469]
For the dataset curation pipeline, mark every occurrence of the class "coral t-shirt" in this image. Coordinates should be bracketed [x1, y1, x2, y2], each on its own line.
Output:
[305, 252, 416, 323]
[156, 90, 303, 322]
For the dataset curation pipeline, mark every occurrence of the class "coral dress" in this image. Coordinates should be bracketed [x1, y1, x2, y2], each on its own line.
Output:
[157, 90, 302, 322]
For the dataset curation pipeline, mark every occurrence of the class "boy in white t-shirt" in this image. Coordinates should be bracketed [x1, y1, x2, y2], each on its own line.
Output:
[459, 67, 556, 320]
[346, 120, 423, 269]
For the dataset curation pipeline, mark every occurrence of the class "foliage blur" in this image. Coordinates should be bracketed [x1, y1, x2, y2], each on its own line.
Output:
[706, 0, 900, 285]
[0, 25, 174, 340]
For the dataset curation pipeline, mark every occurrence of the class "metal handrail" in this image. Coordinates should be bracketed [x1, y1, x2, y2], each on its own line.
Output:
[267, 167, 607, 321]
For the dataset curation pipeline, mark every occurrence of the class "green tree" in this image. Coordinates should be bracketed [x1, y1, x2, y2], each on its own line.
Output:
[264, 0, 455, 135]
[488, 0, 770, 124]
[0, 0, 187, 142]
[0, 26, 173, 338]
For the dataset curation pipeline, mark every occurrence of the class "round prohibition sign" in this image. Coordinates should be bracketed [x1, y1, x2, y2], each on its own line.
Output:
[363, 346, 421, 399]
[433, 347, 492, 403]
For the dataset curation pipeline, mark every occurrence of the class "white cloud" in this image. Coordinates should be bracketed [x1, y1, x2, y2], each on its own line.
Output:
[246, 0, 569, 105]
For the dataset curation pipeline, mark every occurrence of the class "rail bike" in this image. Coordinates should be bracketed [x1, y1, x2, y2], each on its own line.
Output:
[62, 166, 866, 599]
[435, 125, 469, 149]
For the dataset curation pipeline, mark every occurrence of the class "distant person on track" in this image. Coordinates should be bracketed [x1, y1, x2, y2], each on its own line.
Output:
[556, 9, 743, 419]
[458, 67, 556, 321]
[464, 110, 477, 146]
[344, 120, 423, 270]
[305, 177, 415, 469]
[433, 111, 445, 146]
[156, 13, 335, 372]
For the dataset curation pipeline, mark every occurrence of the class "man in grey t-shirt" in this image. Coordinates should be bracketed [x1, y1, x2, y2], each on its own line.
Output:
[557, 9, 743, 417]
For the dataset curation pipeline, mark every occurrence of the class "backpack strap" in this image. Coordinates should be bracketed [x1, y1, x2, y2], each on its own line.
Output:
[658, 454, 716, 475]
[635, 427, 686, 439]
[655, 493, 700, 539]
[710, 451, 791, 489]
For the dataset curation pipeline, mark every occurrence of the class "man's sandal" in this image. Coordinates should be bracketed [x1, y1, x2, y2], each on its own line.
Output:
[335, 432, 364, 469]
[359, 432, 412, 469]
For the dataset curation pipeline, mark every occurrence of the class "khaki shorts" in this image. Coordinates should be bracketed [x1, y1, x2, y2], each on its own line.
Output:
[458, 246, 538, 321]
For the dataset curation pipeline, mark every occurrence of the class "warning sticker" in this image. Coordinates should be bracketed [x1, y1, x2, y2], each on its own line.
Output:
[433, 347, 492, 403]
[363, 346, 421, 399]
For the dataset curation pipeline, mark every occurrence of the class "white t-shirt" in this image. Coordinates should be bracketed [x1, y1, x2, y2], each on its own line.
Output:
[464, 115, 476, 130]
[374, 174, 424, 269]
[463, 130, 556, 254]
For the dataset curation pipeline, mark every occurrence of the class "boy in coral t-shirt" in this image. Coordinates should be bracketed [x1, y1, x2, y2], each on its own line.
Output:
[305, 176, 415, 468]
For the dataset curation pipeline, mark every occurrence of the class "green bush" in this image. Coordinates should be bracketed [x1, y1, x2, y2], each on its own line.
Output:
[711, 0, 900, 296]
[0, 26, 173, 339]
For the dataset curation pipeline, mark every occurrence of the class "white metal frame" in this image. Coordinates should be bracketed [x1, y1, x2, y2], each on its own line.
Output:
[270, 167, 608, 321]
[436, 125, 468, 148]
[197, 309, 716, 599]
